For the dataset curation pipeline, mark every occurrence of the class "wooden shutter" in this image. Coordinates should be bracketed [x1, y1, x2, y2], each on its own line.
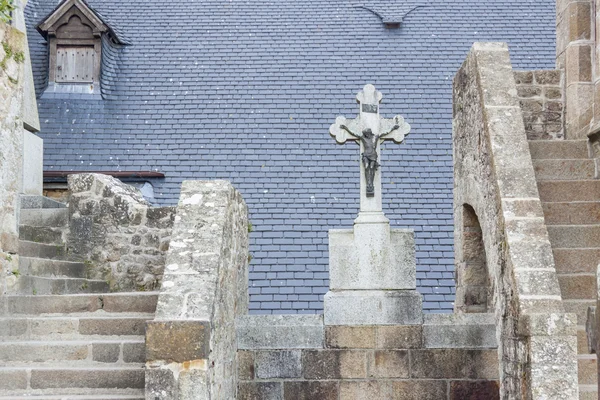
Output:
[55, 46, 95, 83]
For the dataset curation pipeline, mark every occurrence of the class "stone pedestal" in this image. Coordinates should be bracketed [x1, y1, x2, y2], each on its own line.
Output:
[324, 215, 422, 325]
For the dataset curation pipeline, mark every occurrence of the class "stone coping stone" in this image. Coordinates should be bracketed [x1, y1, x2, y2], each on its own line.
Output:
[236, 315, 324, 350]
[423, 313, 497, 349]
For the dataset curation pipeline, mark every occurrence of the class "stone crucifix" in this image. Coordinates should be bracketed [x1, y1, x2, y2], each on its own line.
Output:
[330, 84, 410, 219]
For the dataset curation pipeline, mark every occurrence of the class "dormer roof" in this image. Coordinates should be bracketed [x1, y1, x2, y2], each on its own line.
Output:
[36, 0, 125, 44]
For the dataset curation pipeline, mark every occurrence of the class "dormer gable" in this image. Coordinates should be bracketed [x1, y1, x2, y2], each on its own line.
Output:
[36, 0, 122, 43]
[36, 0, 124, 93]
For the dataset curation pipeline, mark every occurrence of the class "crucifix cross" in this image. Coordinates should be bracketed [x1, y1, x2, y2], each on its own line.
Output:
[329, 84, 410, 217]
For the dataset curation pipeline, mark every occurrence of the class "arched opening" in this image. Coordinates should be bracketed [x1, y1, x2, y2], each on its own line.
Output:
[455, 204, 492, 313]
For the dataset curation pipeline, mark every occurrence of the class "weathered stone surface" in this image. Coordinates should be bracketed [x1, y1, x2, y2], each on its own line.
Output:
[453, 42, 579, 398]
[238, 351, 255, 380]
[449, 380, 500, 400]
[376, 325, 423, 349]
[30, 368, 145, 389]
[21, 130, 43, 195]
[67, 173, 175, 291]
[123, 341, 145, 363]
[302, 350, 367, 379]
[339, 381, 391, 398]
[390, 380, 447, 399]
[423, 314, 497, 348]
[325, 326, 375, 349]
[255, 350, 301, 379]
[238, 382, 282, 400]
[0, 370, 27, 390]
[145, 368, 178, 400]
[410, 349, 499, 379]
[148, 180, 249, 400]
[92, 342, 119, 363]
[323, 290, 422, 325]
[328, 227, 415, 290]
[283, 381, 338, 400]
[367, 350, 409, 378]
[237, 315, 324, 349]
[146, 320, 210, 363]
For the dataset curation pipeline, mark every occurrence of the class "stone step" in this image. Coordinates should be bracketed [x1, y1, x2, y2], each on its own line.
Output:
[528, 139, 590, 160]
[0, 340, 145, 364]
[538, 180, 600, 202]
[553, 248, 600, 274]
[532, 159, 595, 181]
[542, 202, 600, 225]
[0, 366, 145, 391]
[19, 257, 87, 279]
[2, 292, 159, 316]
[0, 395, 144, 400]
[20, 208, 69, 228]
[10, 276, 109, 295]
[578, 355, 597, 385]
[0, 337, 146, 367]
[21, 195, 67, 209]
[19, 240, 68, 260]
[579, 385, 598, 400]
[557, 274, 597, 300]
[19, 225, 64, 245]
[547, 225, 600, 248]
[563, 299, 596, 325]
[0, 315, 153, 340]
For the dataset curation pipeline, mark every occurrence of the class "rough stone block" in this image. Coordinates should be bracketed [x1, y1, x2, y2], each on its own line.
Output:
[410, 349, 499, 379]
[578, 357, 597, 384]
[237, 315, 324, 349]
[423, 313, 497, 348]
[513, 71, 533, 84]
[123, 341, 145, 363]
[238, 382, 282, 400]
[368, 350, 409, 378]
[390, 380, 448, 400]
[79, 317, 149, 336]
[329, 227, 415, 290]
[566, 44, 592, 84]
[92, 342, 120, 363]
[145, 368, 178, 400]
[323, 290, 422, 325]
[449, 380, 500, 400]
[0, 370, 28, 390]
[238, 351, 255, 380]
[302, 350, 367, 379]
[534, 70, 562, 85]
[376, 325, 423, 349]
[557, 274, 597, 299]
[283, 381, 339, 400]
[567, 1, 592, 41]
[255, 350, 301, 379]
[325, 326, 375, 348]
[566, 83, 594, 138]
[339, 381, 391, 398]
[518, 313, 577, 337]
[146, 320, 210, 363]
[30, 368, 144, 389]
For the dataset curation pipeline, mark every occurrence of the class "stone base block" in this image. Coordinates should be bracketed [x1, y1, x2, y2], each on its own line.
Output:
[329, 226, 416, 290]
[323, 290, 423, 325]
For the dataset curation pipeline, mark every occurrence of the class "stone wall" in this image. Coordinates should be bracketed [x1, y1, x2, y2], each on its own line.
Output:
[453, 42, 578, 399]
[0, 22, 25, 298]
[67, 173, 174, 291]
[145, 180, 249, 400]
[236, 314, 499, 399]
[514, 70, 564, 140]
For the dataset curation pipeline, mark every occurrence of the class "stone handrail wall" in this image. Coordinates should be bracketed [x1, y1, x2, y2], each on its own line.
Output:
[453, 42, 578, 399]
[67, 173, 175, 291]
[0, 22, 25, 298]
[145, 180, 249, 400]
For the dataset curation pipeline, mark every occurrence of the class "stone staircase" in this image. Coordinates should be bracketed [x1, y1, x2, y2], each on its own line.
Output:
[529, 139, 599, 400]
[0, 202, 157, 399]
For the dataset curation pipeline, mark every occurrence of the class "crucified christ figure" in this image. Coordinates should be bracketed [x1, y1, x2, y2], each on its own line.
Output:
[340, 124, 400, 197]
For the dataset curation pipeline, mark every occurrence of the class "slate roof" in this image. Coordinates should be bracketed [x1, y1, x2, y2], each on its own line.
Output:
[25, 0, 556, 314]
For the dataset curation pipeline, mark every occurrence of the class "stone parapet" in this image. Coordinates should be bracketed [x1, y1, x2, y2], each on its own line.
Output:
[146, 180, 249, 400]
[67, 173, 174, 291]
[453, 42, 579, 398]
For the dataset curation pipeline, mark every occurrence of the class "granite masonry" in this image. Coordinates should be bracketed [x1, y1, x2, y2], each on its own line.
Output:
[146, 180, 249, 399]
[453, 42, 578, 399]
[67, 173, 175, 291]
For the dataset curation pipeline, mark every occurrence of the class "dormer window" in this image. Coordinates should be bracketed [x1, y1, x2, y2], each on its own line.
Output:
[36, 0, 124, 94]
